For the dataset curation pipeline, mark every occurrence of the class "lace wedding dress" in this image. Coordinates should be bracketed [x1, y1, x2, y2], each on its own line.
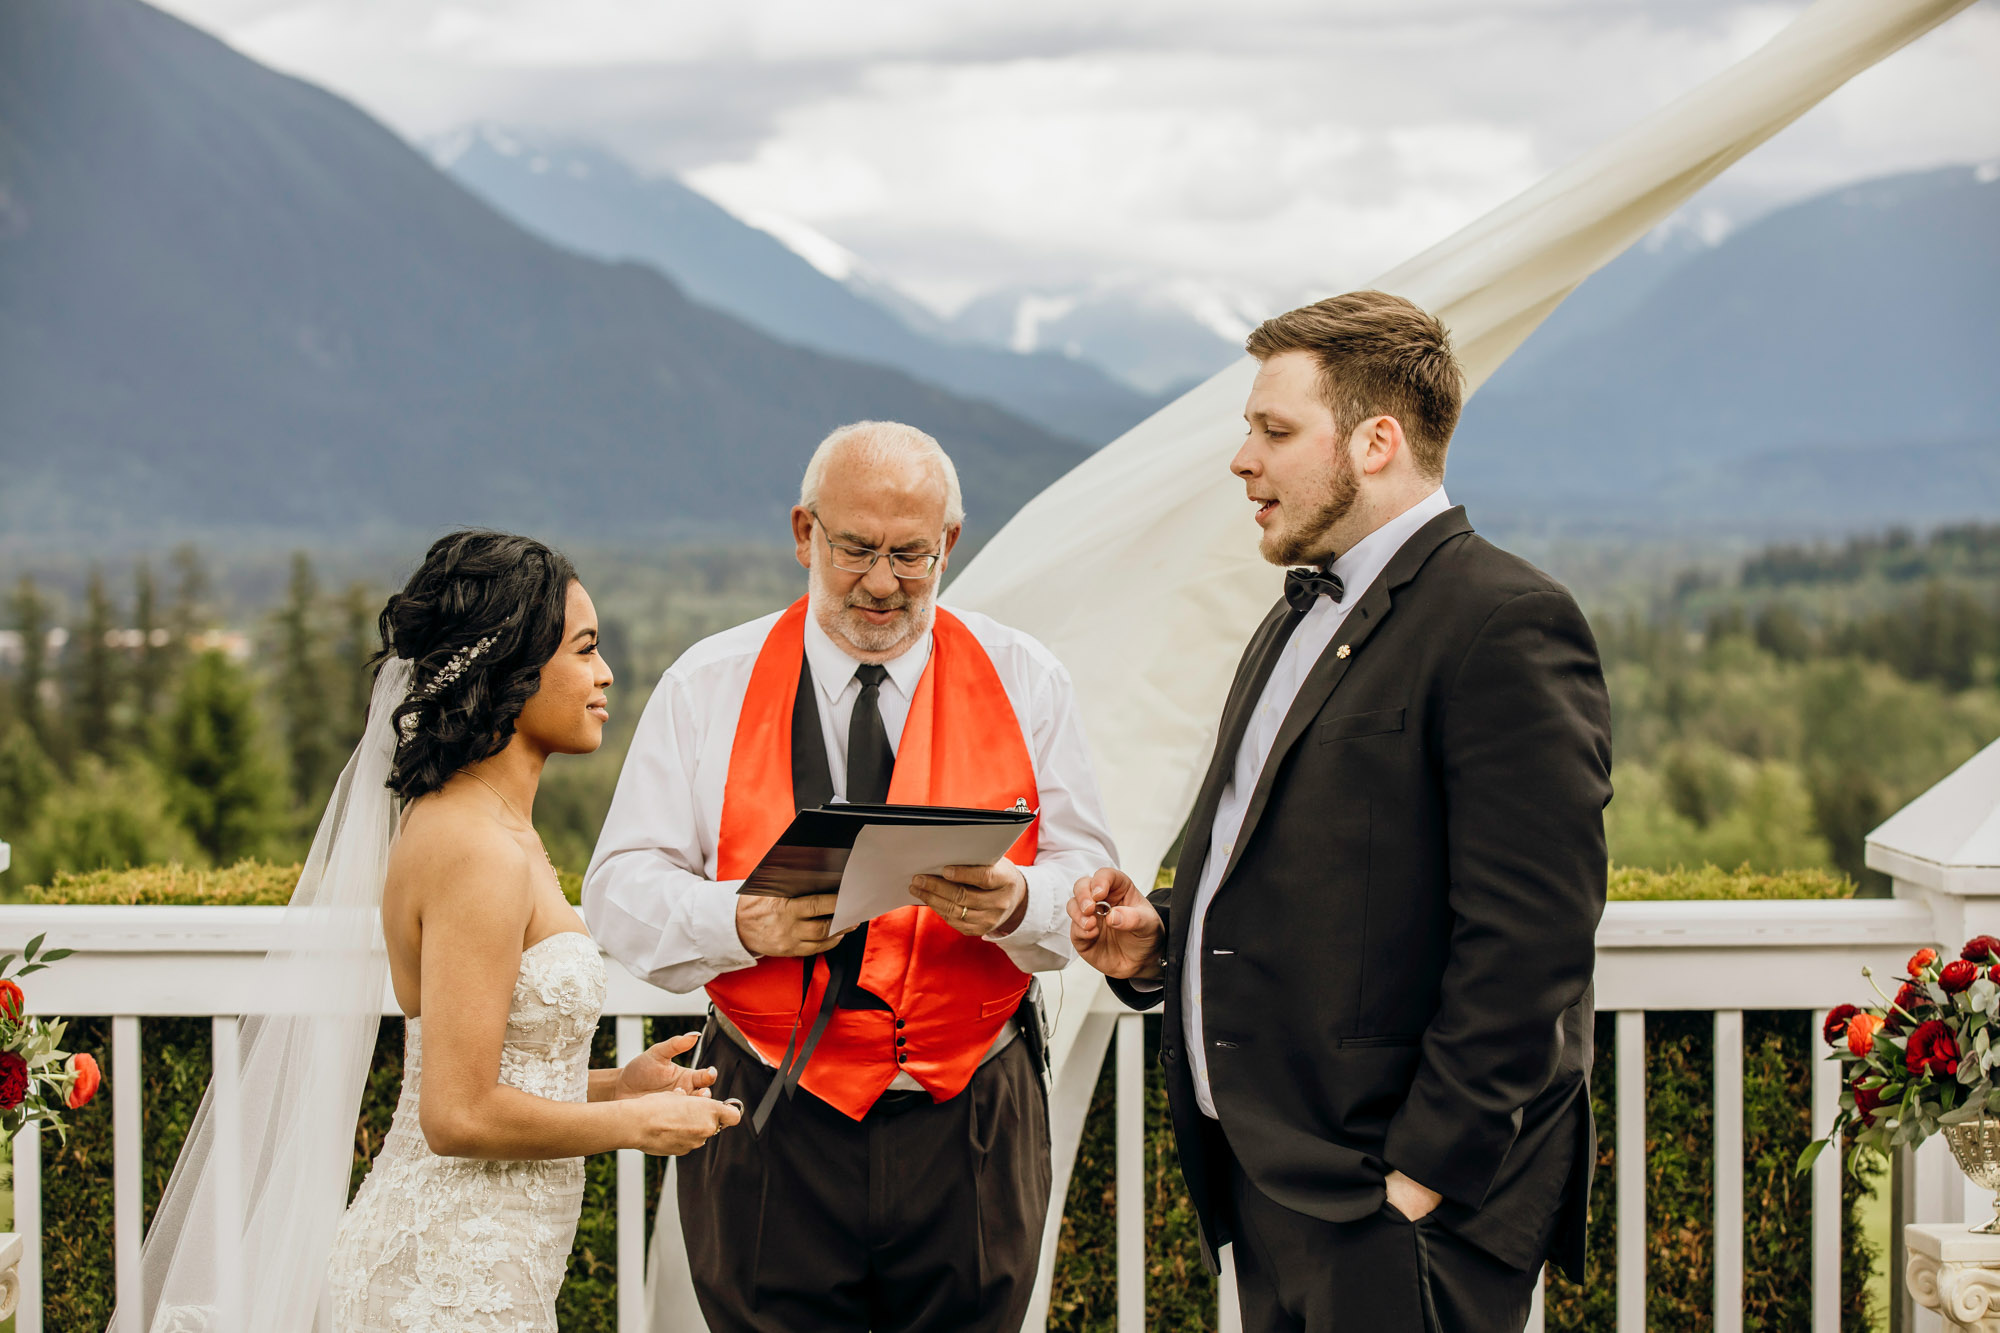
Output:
[326, 931, 607, 1332]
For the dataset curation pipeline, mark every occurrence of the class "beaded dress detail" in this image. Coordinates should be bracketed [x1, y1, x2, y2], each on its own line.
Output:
[327, 932, 606, 1332]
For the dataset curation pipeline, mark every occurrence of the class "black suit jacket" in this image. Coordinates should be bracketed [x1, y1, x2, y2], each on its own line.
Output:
[1114, 506, 1611, 1281]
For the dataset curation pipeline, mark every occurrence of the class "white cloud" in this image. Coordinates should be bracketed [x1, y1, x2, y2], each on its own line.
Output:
[152, 0, 2000, 313]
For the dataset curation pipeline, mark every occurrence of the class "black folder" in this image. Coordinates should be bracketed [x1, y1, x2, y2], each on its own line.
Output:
[736, 801, 1035, 900]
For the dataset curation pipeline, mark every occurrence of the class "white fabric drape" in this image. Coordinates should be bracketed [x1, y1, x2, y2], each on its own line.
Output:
[949, 0, 1976, 898]
[129, 661, 409, 1332]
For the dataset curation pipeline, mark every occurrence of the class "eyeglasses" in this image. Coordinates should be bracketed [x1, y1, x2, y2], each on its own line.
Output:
[812, 514, 944, 580]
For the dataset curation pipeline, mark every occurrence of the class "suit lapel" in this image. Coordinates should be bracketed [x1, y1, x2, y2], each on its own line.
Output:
[1212, 507, 1474, 892]
[1169, 600, 1300, 938]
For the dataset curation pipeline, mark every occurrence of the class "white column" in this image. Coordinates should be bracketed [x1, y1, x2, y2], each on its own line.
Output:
[1810, 1009, 1842, 1332]
[1525, 1269, 1546, 1333]
[15, 1118, 41, 1333]
[1217, 1244, 1241, 1333]
[617, 1015, 646, 1333]
[1713, 1011, 1743, 1333]
[1617, 1010, 1646, 1333]
[211, 1016, 244, 1333]
[1116, 1013, 1144, 1333]
[112, 1015, 142, 1332]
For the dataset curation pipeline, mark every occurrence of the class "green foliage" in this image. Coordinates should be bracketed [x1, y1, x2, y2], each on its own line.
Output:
[8, 758, 202, 890]
[275, 553, 340, 813]
[24, 858, 299, 906]
[75, 569, 119, 758]
[156, 651, 280, 862]
[1608, 863, 1854, 901]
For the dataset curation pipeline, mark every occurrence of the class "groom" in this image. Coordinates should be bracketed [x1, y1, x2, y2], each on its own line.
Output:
[1069, 291, 1611, 1332]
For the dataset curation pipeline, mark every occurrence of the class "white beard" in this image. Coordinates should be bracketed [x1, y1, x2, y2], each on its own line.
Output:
[808, 556, 938, 660]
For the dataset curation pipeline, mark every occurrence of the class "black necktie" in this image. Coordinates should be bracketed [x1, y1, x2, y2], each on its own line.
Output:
[1283, 565, 1345, 613]
[846, 664, 895, 804]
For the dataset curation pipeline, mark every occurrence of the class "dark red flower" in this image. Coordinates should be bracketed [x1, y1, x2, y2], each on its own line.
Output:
[1905, 1020, 1962, 1079]
[1852, 1079, 1886, 1127]
[1910, 948, 1941, 975]
[1989, 965, 2000, 985]
[1942, 960, 1980, 994]
[1965, 936, 2000, 964]
[1823, 1004, 1860, 1046]
[0, 1051, 27, 1111]
[1888, 981, 1934, 1030]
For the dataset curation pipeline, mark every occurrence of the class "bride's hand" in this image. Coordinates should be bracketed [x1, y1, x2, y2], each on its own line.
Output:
[623, 1087, 741, 1155]
[613, 1033, 719, 1100]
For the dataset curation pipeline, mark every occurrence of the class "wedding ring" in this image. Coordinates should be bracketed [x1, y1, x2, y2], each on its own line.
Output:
[959, 903, 968, 921]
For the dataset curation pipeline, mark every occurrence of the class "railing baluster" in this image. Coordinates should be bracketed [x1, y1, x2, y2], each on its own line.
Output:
[1526, 1268, 1546, 1333]
[1217, 1243, 1241, 1333]
[1116, 1013, 1143, 1333]
[211, 1016, 243, 1332]
[1617, 1010, 1645, 1333]
[112, 1015, 142, 1331]
[1810, 1008, 1841, 1331]
[1714, 1010, 1743, 1333]
[616, 1015, 645, 1333]
[15, 1118, 41, 1333]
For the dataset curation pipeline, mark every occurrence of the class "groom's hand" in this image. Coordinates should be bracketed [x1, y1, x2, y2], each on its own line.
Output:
[737, 892, 850, 958]
[1067, 868, 1163, 980]
[1384, 1170, 1443, 1222]
[614, 1033, 719, 1101]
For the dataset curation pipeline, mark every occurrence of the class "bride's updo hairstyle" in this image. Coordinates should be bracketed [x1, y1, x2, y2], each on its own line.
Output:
[376, 530, 578, 801]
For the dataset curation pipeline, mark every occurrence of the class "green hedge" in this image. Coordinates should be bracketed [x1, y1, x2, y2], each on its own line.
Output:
[20, 862, 1877, 1331]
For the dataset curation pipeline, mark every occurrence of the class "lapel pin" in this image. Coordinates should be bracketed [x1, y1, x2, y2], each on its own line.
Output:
[1336, 644, 1352, 659]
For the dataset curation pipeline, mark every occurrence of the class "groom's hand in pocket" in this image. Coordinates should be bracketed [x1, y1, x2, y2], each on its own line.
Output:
[736, 892, 850, 958]
[614, 1032, 719, 1101]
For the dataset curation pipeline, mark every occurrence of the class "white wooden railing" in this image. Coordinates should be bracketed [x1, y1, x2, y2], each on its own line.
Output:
[0, 896, 1964, 1332]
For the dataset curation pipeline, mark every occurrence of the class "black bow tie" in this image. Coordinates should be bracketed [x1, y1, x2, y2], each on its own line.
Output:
[1284, 565, 1345, 613]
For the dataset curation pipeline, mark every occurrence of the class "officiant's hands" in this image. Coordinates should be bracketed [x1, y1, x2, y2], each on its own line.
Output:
[1067, 868, 1163, 979]
[908, 859, 1029, 937]
[737, 892, 852, 958]
[612, 1032, 719, 1101]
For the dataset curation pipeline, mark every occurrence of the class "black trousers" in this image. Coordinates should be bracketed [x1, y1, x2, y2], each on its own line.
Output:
[1226, 1157, 1540, 1333]
[678, 1032, 1052, 1333]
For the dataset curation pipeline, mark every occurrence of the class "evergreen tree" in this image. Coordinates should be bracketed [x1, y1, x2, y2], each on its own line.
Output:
[158, 651, 277, 862]
[76, 568, 120, 757]
[275, 553, 335, 809]
[0, 724, 57, 845]
[338, 582, 378, 755]
[168, 544, 209, 664]
[132, 560, 168, 725]
[9, 578, 53, 752]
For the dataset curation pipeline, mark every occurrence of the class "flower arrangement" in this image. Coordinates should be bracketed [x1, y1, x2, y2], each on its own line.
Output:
[1801, 936, 2000, 1173]
[0, 933, 100, 1142]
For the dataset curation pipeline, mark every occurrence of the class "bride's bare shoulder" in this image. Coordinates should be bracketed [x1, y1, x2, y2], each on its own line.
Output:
[389, 790, 534, 916]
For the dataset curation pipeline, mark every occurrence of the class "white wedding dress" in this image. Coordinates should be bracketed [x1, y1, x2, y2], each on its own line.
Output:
[325, 931, 607, 1332]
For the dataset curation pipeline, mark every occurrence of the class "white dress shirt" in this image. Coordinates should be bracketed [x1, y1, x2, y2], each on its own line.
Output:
[584, 603, 1120, 1000]
[1183, 487, 1453, 1117]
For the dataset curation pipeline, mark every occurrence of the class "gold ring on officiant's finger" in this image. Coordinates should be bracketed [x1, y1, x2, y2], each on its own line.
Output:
[959, 903, 968, 922]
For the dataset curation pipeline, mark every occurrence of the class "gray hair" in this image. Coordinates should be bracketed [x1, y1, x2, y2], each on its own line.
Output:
[799, 421, 965, 530]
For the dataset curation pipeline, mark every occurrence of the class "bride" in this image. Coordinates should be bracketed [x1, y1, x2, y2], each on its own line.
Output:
[134, 531, 739, 1333]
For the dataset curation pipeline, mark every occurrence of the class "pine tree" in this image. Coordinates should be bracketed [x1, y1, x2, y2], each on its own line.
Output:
[338, 582, 378, 755]
[158, 651, 277, 862]
[132, 559, 168, 725]
[9, 578, 52, 751]
[76, 568, 120, 757]
[168, 544, 209, 665]
[275, 553, 336, 810]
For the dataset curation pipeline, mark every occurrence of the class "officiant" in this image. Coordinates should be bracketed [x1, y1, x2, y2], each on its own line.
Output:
[584, 420, 1118, 1333]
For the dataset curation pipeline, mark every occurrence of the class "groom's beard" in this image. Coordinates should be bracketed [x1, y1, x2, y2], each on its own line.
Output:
[809, 557, 938, 660]
[1263, 441, 1360, 567]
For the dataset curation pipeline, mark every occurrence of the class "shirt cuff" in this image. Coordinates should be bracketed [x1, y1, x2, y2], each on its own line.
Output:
[988, 862, 1075, 970]
[690, 878, 758, 975]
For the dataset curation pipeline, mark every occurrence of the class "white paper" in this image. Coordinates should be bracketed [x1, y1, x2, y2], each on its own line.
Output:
[829, 821, 1029, 934]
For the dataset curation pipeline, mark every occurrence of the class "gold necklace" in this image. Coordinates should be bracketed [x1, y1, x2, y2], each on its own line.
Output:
[464, 769, 561, 889]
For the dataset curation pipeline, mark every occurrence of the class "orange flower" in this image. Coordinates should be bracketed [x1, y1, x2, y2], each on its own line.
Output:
[1847, 1012, 1885, 1057]
[65, 1052, 100, 1110]
[1910, 948, 1941, 976]
[0, 979, 22, 1023]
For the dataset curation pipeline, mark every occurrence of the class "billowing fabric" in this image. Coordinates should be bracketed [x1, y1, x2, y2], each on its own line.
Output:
[326, 931, 607, 1332]
[710, 597, 1041, 1119]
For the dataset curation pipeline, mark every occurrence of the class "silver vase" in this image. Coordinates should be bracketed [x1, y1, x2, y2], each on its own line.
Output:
[1944, 1119, 2000, 1234]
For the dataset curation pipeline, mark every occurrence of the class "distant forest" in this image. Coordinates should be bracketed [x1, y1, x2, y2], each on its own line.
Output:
[3, 523, 1998, 897]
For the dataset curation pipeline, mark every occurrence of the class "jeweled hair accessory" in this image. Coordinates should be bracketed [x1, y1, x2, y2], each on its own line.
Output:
[397, 634, 498, 743]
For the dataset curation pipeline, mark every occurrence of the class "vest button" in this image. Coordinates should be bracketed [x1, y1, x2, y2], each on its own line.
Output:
[896, 1052, 907, 1063]
[895, 1036, 907, 1047]
[895, 1019, 906, 1029]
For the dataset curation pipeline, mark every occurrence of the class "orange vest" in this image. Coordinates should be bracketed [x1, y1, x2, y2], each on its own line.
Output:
[710, 598, 1041, 1119]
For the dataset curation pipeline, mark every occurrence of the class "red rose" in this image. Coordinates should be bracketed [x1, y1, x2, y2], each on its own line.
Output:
[1906, 1019, 1962, 1079]
[64, 1052, 100, 1110]
[0, 979, 22, 1023]
[1942, 960, 1980, 994]
[1989, 965, 2000, 985]
[1852, 1079, 1886, 1127]
[1823, 1004, 1860, 1046]
[1888, 981, 1933, 1030]
[0, 1051, 27, 1111]
[1910, 948, 1941, 975]
[1966, 937, 2000, 964]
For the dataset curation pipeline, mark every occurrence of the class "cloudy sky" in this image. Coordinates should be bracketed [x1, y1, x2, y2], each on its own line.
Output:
[154, 0, 1999, 314]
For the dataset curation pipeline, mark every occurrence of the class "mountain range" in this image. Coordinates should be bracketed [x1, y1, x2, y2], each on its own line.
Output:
[0, 0, 1096, 551]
